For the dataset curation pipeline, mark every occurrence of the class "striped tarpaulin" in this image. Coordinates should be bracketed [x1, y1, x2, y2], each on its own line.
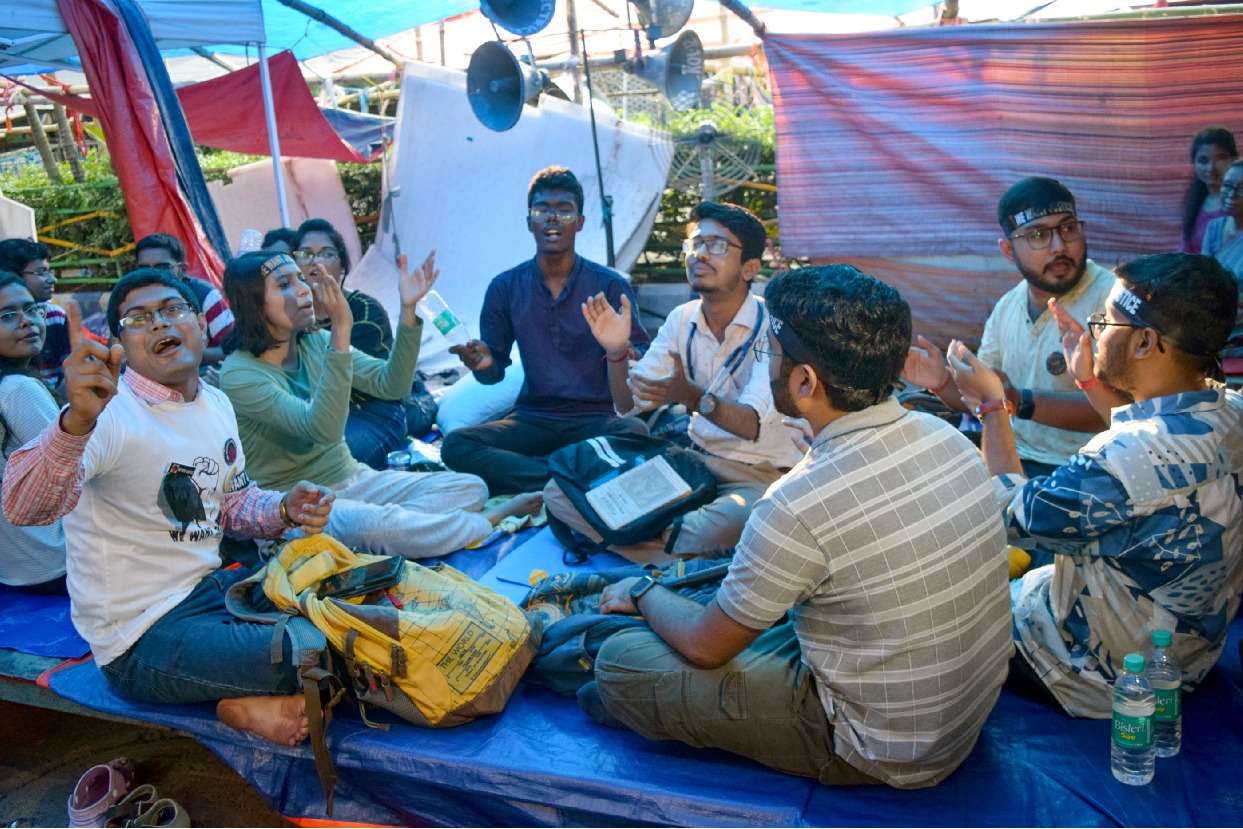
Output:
[765, 15, 1243, 344]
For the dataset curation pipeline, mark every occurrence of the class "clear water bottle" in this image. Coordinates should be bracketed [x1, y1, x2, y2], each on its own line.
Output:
[1146, 629, 1182, 757]
[416, 290, 469, 346]
[237, 228, 263, 254]
[1111, 653, 1156, 785]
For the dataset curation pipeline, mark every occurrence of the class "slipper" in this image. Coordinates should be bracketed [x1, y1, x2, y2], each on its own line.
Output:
[67, 757, 137, 828]
[130, 798, 190, 829]
[103, 785, 157, 829]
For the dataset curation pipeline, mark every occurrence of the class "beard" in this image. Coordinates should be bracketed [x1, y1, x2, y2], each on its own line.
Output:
[770, 359, 800, 418]
[1093, 335, 1134, 391]
[1017, 253, 1087, 296]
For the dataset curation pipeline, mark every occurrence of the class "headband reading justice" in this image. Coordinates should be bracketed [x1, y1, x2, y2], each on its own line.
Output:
[1007, 201, 1076, 234]
[1108, 281, 1209, 359]
[260, 253, 295, 277]
[769, 314, 889, 404]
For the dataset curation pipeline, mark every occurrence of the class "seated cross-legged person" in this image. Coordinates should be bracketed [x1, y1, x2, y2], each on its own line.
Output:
[0, 272, 67, 593]
[218, 251, 541, 559]
[545, 201, 805, 564]
[292, 218, 408, 470]
[949, 252, 1243, 717]
[439, 166, 650, 496]
[588, 265, 1013, 789]
[3, 267, 338, 746]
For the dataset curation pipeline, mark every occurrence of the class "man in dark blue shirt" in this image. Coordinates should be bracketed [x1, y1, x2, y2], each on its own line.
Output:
[440, 166, 649, 495]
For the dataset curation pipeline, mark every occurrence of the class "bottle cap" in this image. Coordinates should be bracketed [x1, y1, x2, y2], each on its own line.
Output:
[1151, 629, 1172, 648]
[1124, 653, 1146, 673]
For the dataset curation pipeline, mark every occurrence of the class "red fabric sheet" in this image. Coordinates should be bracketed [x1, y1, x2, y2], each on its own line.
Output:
[766, 16, 1243, 261]
[55, 0, 226, 286]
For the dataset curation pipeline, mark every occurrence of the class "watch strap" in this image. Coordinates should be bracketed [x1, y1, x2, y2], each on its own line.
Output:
[630, 575, 658, 607]
[1016, 388, 1035, 420]
[974, 398, 1015, 419]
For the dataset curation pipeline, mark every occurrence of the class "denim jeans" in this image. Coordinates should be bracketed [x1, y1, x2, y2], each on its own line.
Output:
[100, 567, 301, 704]
[345, 398, 409, 471]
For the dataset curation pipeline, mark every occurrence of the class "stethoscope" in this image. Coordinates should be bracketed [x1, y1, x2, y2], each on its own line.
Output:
[685, 299, 765, 394]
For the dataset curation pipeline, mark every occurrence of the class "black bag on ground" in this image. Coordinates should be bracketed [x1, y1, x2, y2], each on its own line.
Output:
[546, 433, 717, 561]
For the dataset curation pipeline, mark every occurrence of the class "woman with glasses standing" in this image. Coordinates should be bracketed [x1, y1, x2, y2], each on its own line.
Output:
[1200, 159, 1243, 355]
[1180, 127, 1238, 255]
[291, 218, 409, 469]
[0, 273, 66, 592]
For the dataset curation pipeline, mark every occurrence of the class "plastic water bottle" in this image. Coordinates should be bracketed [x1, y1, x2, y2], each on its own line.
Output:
[1111, 653, 1156, 785]
[416, 290, 469, 346]
[237, 228, 263, 254]
[1146, 629, 1182, 757]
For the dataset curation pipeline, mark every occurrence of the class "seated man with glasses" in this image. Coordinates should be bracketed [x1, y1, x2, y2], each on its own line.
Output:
[134, 234, 235, 367]
[439, 166, 650, 495]
[947, 252, 1243, 718]
[0, 237, 70, 392]
[545, 202, 806, 563]
[904, 177, 1115, 480]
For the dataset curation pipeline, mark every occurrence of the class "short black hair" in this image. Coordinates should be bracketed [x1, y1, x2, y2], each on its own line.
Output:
[133, 233, 186, 265]
[222, 251, 298, 357]
[997, 177, 1077, 235]
[0, 238, 51, 274]
[106, 268, 201, 337]
[528, 166, 584, 214]
[689, 202, 767, 264]
[1114, 253, 1238, 376]
[263, 227, 299, 251]
[294, 218, 351, 274]
[764, 265, 911, 412]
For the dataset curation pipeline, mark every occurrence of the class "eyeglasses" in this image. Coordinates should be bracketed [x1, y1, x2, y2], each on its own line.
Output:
[1085, 312, 1146, 340]
[528, 207, 578, 223]
[0, 303, 47, 328]
[1010, 219, 1086, 250]
[751, 335, 779, 364]
[683, 236, 742, 257]
[118, 302, 195, 331]
[1221, 182, 1241, 195]
[22, 267, 53, 278]
[144, 261, 187, 275]
[292, 248, 340, 265]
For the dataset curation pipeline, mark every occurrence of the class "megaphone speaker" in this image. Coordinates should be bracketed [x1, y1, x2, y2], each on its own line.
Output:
[480, 0, 556, 37]
[467, 41, 551, 131]
[633, 29, 704, 112]
[628, 0, 694, 40]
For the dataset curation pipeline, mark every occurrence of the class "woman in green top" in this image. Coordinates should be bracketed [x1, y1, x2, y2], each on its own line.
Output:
[219, 250, 541, 559]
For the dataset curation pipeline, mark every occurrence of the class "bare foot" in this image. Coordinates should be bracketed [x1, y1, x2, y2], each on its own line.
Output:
[217, 695, 309, 747]
[481, 492, 544, 526]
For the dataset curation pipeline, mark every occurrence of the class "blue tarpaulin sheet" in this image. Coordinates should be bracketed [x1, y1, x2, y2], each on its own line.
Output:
[0, 583, 88, 659]
[40, 529, 1243, 826]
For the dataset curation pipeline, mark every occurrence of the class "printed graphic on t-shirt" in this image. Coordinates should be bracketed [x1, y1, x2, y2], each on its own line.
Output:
[159, 457, 223, 542]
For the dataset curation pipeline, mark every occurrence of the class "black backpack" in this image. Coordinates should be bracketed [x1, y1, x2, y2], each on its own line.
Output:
[546, 433, 718, 563]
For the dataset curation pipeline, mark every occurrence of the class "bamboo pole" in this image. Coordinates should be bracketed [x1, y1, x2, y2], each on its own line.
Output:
[23, 103, 63, 184]
[274, 0, 404, 68]
[53, 105, 86, 184]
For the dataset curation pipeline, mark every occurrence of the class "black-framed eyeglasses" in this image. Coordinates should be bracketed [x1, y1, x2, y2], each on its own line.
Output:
[528, 207, 578, 223]
[22, 267, 53, 278]
[1085, 312, 1145, 340]
[1011, 219, 1086, 250]
[119, 302, 195, 331]
[145, 261, 187, 276]
[751, 335, 780, 363]
[683, 236, 741, 257]
[292, 248, 340, 265]
[0, 303, 47, 328]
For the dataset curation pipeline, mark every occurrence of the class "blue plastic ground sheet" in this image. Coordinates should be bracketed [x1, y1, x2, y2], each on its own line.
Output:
[0, 583, 88, 659]
[39, 531, 1243, 826]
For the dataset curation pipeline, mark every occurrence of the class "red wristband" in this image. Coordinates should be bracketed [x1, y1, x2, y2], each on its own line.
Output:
[974, 398, 1015, 419]
[1074, 376, 1101, 391]
[605, 346, 636, 363]
[930, 373, 952, 394]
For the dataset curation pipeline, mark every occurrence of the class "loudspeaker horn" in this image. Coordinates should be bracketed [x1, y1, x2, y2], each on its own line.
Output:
[479, 0, 556, 37]
[632, 29, 704, 112]
[628, 0, 695, 40]
[467, 41, 551, 132]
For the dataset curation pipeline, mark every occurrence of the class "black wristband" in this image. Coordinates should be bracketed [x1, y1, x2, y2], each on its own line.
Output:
[1016, 388, 1035, 420]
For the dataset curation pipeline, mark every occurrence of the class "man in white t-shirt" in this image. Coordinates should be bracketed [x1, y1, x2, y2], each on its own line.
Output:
[3, 268, 335, 748]
[904, 177, 1115, 477]
[544, 202, 805, 563]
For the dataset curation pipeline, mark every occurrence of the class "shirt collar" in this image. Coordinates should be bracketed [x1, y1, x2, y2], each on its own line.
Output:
[1112, 386, 1223, 425]
[810, 395, 906, 450]
[693, 293, 761, 337]
[122, 368, 198, 405]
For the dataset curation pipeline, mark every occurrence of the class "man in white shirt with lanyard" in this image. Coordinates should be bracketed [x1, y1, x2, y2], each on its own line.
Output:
[544, 201, 804, 563]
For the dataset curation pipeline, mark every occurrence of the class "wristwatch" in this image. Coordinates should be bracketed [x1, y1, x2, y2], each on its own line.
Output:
[974, 398, 1015, 419]
[629, 575, 659, 609]
[697, 391, 718, 415]
[1016, 388, 1035, 420]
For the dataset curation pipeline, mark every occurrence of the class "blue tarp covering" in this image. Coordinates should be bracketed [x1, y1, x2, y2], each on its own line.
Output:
[0, 583, 87, 659]
[39, 529, 1243, 826]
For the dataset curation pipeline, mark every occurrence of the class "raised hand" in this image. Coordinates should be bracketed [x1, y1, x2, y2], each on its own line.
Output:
[284, 481, 335, 534]
[628, 353, 700, 410]
[903, 334, 951, 391]
[399, 250, 439, 308]
[1049, 297, 1094, 383]
[61, 340, 125, 436]
[449, 340, 494, 372]
[581, 292, 633, 357]
[64, 295, 84, 351]
[946, 339, 1004, 412]
[308, 264, 352, 343]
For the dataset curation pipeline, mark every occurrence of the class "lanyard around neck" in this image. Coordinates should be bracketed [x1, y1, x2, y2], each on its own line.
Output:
[685, 298, 765, 392]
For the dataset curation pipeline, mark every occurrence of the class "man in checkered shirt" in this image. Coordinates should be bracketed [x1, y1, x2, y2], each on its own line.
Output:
[589, 265, 1013, 789]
